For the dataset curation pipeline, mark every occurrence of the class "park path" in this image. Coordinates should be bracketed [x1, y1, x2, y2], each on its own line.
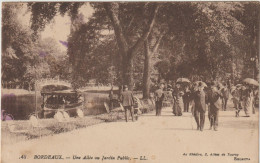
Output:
[2, 106, 259, 163]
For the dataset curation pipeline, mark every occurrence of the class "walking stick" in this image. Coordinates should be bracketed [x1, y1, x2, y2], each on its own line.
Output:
[190, 104, 194, 130]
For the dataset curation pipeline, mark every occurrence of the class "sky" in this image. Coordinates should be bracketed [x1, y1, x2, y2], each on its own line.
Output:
[18, 3, 94, 52]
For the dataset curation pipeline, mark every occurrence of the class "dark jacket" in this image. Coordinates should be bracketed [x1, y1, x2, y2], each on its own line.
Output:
[193, 89, 206, 112]
[183, 89, 191, 103]
[154, 89, 165, 102]
[120, 90, 135, 107]
[172, 88, 184, 100]
[221, 87, 229, 99]
[208, 87, 222, 110]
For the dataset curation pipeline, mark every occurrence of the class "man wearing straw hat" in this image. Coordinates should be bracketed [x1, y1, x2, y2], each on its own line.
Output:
[154, 83, 165, 116]
[193, 82, 206, 131]
[207, 82, 223, 131]
[231, 85, 242, 117]
[119, 85, 135, 122]
[221, 83, 230, 111]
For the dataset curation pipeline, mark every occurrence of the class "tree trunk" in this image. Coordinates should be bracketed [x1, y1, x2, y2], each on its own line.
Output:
[104, 3, 159, 90]
[255, 12, 259, 80]
[143, 40, 151, 99]
[122, 55, 134, 90]
[142, 34, 163, 99]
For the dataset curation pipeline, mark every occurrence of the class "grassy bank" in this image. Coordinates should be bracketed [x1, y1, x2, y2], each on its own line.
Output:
[2, 99, 155, 145]
[1, 116, 104, 145]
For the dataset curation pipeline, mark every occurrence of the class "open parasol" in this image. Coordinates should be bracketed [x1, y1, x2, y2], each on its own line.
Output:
[194, 81, 207, 87]
[243, 78, 259, 86]
[176, 78, 190, 83]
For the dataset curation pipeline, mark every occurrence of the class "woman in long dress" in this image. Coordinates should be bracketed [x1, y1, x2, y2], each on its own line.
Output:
[231, 87, 242, 117]
[241, 85, 253, 117]
[172, 83, 184, 116]
[252, 88, 258, 114]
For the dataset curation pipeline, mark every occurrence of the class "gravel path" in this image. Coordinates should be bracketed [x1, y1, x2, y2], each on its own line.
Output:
[2, 107, 258, 163]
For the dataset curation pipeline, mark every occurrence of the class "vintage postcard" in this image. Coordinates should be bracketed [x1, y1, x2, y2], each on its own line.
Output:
[1, 1, 259, 163]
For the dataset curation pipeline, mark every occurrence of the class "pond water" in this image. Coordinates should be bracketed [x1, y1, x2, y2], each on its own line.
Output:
[1, 92, 110, 120]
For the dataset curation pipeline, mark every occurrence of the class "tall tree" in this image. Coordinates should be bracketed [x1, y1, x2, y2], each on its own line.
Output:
[2, 3, 36, 84]
[143, 34, 163, 99]
[103, 2, 159, 89]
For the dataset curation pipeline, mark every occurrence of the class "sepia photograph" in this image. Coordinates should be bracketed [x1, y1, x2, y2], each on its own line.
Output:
[1, 1, 259, 163]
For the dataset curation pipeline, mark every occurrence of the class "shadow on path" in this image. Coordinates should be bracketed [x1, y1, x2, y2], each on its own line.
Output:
[220, 120, 258, 129]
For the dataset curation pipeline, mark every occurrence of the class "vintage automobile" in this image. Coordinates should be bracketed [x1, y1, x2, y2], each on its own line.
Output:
[40, 84, 84, 119]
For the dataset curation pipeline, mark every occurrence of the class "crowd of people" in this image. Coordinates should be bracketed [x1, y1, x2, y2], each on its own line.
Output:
[108, 79, 258, 131]
[154, 79, 258, 131]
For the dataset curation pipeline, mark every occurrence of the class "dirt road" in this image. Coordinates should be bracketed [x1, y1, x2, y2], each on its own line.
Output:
[2, 107, 258, 163]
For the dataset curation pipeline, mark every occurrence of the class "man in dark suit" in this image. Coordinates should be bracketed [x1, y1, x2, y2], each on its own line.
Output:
[119, 85, 135, 122]
[193, 82, 206, 131]
[183, 85, 191, 112]
[154, 84, 165, 116]
[221, 83, 229, 111]
[207, 82, 222, 131]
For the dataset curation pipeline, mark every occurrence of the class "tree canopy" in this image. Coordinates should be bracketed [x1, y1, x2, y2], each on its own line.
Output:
[2, 2, 259, 95]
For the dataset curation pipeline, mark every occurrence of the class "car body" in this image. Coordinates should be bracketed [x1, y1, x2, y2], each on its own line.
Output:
[40, 85, 84, 119]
